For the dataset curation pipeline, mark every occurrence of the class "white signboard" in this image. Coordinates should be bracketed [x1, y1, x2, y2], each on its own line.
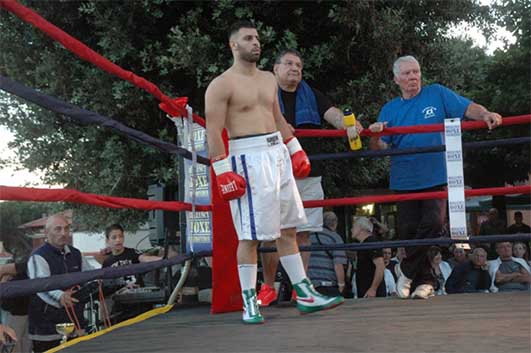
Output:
[444, 118, 469, 248]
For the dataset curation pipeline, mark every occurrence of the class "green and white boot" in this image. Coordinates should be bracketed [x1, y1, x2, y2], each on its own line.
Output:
[242, 288, 265, 324]
[293, 278, 344, 314]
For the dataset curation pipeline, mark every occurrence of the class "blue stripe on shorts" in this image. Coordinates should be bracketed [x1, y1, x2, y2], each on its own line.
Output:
[241, 155, 257, 240]
[231, 156, 243, 230]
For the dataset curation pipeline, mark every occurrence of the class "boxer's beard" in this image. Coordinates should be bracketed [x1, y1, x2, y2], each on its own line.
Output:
[240, 51, 260, 63]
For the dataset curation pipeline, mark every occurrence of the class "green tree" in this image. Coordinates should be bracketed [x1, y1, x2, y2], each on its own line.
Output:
[0, 201, 56, 258]
[463, 0, 530, 188]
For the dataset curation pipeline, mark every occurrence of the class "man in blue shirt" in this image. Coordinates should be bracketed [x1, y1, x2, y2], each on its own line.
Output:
[368, 55, 502, 299]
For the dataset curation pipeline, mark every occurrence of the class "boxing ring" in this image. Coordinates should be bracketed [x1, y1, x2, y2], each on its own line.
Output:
[60, 291, 530, 353]
[1, 1, 530, 352]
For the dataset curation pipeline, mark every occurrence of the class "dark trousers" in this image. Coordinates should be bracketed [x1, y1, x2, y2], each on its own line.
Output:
[315, 286, 341, 297]
[32, 339, 61, 353]
[397, 186, 447, 285]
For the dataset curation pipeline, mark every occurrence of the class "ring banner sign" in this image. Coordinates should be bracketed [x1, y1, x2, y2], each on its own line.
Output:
[178, 118, 212, 253]
[444, 118, 469, 248]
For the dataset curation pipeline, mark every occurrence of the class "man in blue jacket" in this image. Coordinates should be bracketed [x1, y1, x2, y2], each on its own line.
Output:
[368, 55, 502, 299]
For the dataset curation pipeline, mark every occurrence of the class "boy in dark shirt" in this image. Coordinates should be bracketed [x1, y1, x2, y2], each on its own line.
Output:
[102, 224, 163, 323]
[102, 224, 162, 288]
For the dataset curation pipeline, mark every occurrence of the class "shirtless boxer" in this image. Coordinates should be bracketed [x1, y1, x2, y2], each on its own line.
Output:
[205, 20, 344, 324]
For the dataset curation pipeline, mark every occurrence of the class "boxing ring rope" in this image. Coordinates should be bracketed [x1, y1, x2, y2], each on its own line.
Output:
[0, 0, 205, 127]
[0, 253, 199, 299]
[265, 234, 531, 253]
[0, 186, 211, 212]
[2, 232, 529, 300]
[303, 185, 531, 208]
[295, 114, 531, 138]
[2, 184, 527, 229]
[0, 75, 210, 165]
[310, 136, 531, 161]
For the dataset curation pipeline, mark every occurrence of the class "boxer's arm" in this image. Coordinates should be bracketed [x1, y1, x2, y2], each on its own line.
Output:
[205, 76, 247, 200]
[205, 77, 230, 158]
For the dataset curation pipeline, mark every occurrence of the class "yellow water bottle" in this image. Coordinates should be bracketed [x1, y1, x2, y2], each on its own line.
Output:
[343, 108, 362, 150]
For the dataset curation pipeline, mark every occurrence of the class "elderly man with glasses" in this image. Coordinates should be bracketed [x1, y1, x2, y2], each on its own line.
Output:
[257, 48, 363, 306]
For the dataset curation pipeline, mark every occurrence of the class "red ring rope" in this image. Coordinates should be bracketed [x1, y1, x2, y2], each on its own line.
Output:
[0, 0, 205, 126]
[295, 115, 531, 138]
[303, 185, 531, 208]
[0, 185, 211, 212]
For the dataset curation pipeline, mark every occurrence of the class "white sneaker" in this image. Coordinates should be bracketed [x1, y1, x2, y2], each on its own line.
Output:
[411, 284, 435, 299]
[395, 263, 413, 299]
[293, 278, 344, 314]
[242, 289, 264, 324]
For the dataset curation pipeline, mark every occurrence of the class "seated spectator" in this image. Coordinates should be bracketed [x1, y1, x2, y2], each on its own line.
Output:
[383, 248, 398, 281]
[27, 215, 94, 353]
[512, 242, 531, 267]
[387, 246, 405, 289]
[351, 217, 386, 298]
[391, 247, 407, 264]
[446, 247, 491, 294]
[447, 245, 469, 269]
[307, 211, 348, 297]
[488, 242, 531, 292]
[102, 224, 163, 323]
[410, 246, 451, 298]
[507, 211, 531, 234]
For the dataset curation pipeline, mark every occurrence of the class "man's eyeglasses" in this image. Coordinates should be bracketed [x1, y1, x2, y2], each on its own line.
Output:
[280, 61, 302, 69]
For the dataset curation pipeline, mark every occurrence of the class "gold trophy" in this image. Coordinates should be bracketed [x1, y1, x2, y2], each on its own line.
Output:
[55, 323, 75, 344]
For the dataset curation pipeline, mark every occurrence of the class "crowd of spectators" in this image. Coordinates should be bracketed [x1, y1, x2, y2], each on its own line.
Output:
[345, 211, 530, 300]
[306, 210, 530, 301]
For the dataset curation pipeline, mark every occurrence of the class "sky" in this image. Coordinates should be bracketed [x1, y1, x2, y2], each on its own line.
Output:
[0, 0, 516, 188]
[0, 124, 54, 188]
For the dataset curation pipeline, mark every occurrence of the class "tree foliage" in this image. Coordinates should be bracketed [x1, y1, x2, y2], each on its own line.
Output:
[0, 201, 58, 258]
[0, 0, 528, 230]
[461, 0, 530, 187]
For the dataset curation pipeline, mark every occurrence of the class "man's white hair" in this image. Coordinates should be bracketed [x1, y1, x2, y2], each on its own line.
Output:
[323, 211, 338, 230]
[392, 55, 419, 77]
[353, 216, 373, 233]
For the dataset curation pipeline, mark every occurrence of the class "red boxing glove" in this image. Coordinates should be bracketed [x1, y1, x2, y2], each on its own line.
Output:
[212, 157, 247, 200]
[285, 137, 311, 178]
